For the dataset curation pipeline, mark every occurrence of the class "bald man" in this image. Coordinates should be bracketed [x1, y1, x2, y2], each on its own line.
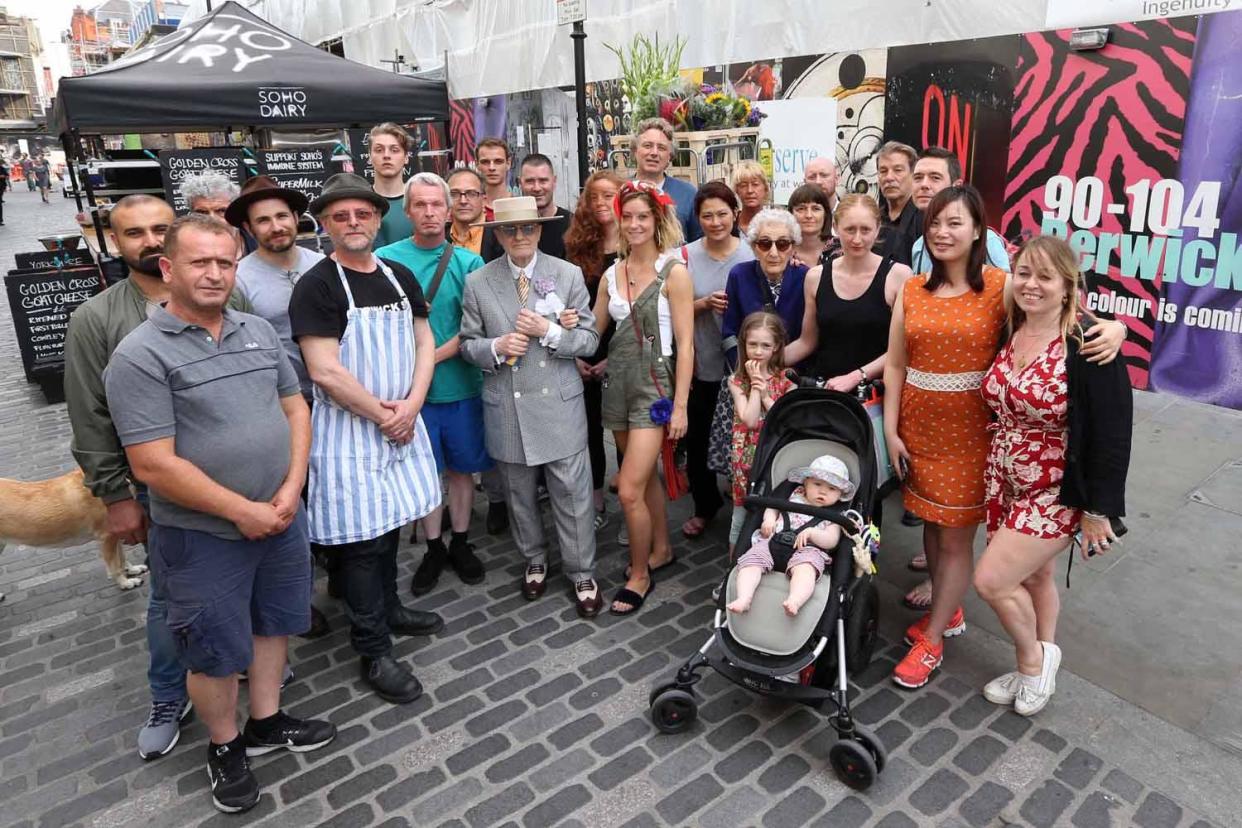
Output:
[804, 157, 840, 211]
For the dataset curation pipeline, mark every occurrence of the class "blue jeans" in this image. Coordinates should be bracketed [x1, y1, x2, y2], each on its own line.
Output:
[138, 489, 187, 703]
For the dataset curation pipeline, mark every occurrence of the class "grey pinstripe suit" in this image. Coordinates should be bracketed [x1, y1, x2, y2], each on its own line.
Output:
[459, 253, 600, 579]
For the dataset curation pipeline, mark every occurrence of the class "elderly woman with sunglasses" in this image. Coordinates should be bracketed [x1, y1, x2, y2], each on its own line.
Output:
[721, 208, 810, 372]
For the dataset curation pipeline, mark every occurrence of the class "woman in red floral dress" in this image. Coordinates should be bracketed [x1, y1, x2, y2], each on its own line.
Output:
[974, 236, 1133, 717]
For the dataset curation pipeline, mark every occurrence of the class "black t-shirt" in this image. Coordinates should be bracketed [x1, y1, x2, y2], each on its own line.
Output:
[877, 199, 921, 268]
[289, 256, 429, 342]
[480, 206, 572, 263]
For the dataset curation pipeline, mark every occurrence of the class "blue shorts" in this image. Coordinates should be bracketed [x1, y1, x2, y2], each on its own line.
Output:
[149, 510, 312, 677]
[421, 397, 493, 475]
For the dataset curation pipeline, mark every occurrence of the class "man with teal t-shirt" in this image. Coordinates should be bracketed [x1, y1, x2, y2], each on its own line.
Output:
[375, 172, 489, 594]
[369, 123, 416, 249]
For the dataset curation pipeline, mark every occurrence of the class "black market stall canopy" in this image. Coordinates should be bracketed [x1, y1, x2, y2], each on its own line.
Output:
[48, 1, 449, 136]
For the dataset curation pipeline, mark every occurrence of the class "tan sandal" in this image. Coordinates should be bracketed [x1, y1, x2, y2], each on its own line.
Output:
[902, 578, 934, 611]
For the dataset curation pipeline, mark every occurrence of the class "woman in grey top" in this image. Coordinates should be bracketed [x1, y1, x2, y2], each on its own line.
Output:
[680, 181, 754, 538]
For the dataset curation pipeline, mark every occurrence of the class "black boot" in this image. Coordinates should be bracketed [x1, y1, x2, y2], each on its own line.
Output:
[448, 532, 485, 585]
[410, 538, 448, 596]
[360, 655, 422, 704]
[486, 501, 509, 535]
[388, 605, 445, 637]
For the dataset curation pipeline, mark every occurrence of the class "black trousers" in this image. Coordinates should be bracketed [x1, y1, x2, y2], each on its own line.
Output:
[686, 377, 725, 520]
[326, 529, 401, 659]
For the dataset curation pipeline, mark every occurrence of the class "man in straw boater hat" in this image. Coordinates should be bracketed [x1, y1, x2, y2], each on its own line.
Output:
[288, 173, 445, 705]
[459, 196, 604, 617]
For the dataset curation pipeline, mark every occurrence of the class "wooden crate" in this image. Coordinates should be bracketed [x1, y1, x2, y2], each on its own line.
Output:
[609, 127, 760, 185]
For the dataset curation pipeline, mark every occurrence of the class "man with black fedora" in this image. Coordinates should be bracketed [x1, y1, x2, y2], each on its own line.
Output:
[228, 176, 324, 399]
[459, 196, 603, 618]
[289, 173, 444, 704]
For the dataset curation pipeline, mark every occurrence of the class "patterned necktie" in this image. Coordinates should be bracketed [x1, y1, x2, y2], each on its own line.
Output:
[516, 269, 529, 307]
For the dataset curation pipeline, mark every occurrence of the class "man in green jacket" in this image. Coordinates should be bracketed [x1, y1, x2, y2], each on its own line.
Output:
[63, 195, 258, 760]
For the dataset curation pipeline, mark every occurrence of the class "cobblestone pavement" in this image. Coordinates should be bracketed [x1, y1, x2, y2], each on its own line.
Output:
[1, 188, 1238, 827]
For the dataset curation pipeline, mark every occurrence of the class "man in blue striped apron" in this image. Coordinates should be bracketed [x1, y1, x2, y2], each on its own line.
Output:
[290, 174, 444, 705]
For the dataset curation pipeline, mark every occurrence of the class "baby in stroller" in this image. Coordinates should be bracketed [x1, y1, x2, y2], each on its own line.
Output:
[728, 455, 856, 617]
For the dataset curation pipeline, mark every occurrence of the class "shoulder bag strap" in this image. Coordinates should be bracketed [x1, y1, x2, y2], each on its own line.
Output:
[424, 244, 455, 305]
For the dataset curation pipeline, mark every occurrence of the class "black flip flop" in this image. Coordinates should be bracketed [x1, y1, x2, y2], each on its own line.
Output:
[622, 557, 676, 580]
[610, 579, 656, 615]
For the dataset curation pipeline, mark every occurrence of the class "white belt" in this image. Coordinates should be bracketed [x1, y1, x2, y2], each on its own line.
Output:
[906, 368, 985, 392]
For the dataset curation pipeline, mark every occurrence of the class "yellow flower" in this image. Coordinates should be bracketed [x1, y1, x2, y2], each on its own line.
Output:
[737, 97, 751, 116]
[705, 92, 726, 105]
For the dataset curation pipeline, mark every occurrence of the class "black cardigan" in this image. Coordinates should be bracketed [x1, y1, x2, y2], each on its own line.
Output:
[1058, 333, 1133, 518]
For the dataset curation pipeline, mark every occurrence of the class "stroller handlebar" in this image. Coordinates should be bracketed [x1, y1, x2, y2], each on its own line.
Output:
[784, 369, 885, 398]
[741, 495, 861, 533]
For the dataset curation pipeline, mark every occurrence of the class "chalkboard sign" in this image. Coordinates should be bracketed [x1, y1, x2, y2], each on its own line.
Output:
[5, 266, 103, 384]
[14, 249, 95, 271]
[159, 148, 247, 214]
[256, 147, 331, 204]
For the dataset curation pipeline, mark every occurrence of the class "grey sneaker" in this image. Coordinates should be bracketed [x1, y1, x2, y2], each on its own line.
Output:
[138, 697, 193, 759]
[618, 524, 629, 546]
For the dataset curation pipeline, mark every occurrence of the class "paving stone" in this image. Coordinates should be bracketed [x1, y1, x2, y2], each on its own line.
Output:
[485, 743, 549, 784]
[509, 617, 558, 647]
[354, 722, 423, 766]
[949, 695, 996, 730]
[810, 795, 871, 828]
[854, 687, 903, 724]
[548, 713, 602, 751]
[434, 667, 494, 702]
[410, 777, 485, 825]
[369, 694, 435, 731]
[447, 733, 511, 775]
[581, 648, 630, 679]
[35, 741, 116, 785]
[29, 779, 127, 828]
[899, 691, 952, 726]
[1101, 768, 1144, 803]
[1054, 747, 1105, 790]
[714, 739, 773, 783]
[463, 782, 535, 828]
[525, 673, 583, 707]
[1032, 728, 1068, 754]
[765, 708, 820, 747]
[617, 813, 660, 828]
[618, 651, 670, 682]
[510, 700, 572, 742]
[865, 756, 921, 807]
[520, 782, 590, 827]
[423, 695, 486, 734]
[377, 767, 447, 812]
[530, 747, 592, 792]
[1072, 790, 1123, 828]
[588, 746, 652, 791]
[327, 764, 398, 809]
[959, 780, 1016, 827]
[874, 718, 913, 752]
[908, 727, 958, 766]
[756, 753, 811, 794]
[706, 712, 760, 751]
[546, 623, 593, 649]
[760, 783, 825, 827]
[650, 742, 712, 788]
[953, 733, 1008, 776]
[483, 667, 540, 703]
[655, 773, 723, 825]
[1019, 778, 1075, 828]
[567, 676, 622, 710]
[989, 710, 1033, 741]
[280, 756, 354, 804]
[320, 803, 374, 827]
[1133, 791, 1184, 828]
[464, 698, 528, 737]
[450, 640, 507, 671]
[590, 718, 649, 758]
[909, 767, 971, 816]
[698, 688, 752, 723]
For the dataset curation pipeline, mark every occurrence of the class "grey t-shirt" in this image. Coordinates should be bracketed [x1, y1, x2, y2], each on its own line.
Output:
[235, 245, 324, 395]
[685, 238, 755, 381]
[105, 306, 300, 540]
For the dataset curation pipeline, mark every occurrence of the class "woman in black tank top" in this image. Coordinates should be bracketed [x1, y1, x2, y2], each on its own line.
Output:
[785, 194, 913, 391]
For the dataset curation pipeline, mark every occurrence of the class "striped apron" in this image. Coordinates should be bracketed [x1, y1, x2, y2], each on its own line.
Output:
[307, 259, 441, 545]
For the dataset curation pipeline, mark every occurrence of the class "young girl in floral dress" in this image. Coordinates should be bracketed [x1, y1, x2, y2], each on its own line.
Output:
[727, 312, 793, 555]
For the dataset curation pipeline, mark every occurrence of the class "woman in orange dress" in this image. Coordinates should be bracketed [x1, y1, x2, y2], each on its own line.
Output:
[883, 186, 1125, 689]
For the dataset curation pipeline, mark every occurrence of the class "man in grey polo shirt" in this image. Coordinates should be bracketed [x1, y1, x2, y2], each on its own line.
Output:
[104, 213, 335, 815]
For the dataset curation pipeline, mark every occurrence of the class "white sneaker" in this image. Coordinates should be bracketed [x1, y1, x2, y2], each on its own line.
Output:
[1014, 642, 1061, 716]
[617, 524, 629, 546]
[983, 672, 1023, 705]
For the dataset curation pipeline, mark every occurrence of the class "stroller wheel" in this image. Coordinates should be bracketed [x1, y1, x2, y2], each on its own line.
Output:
[650, 688, 698, 734]
[829, 739, 878, 790]
[648, 681, 681, 708]
[851, 725, 887, 773]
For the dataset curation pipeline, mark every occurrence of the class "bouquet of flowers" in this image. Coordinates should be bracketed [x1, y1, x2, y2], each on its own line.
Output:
[658, 83, 766, 131]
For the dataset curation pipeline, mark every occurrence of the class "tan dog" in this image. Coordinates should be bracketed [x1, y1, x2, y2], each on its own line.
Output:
[0, 468, 147, 600]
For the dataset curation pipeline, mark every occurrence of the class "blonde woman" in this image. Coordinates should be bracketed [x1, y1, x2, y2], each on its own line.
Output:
[592, 181, 696, 614]
[731, 160, 770, 237]
[973, 235, 1132, 715]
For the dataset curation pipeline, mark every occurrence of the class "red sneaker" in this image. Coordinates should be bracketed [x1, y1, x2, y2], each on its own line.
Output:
[904, 606, 966, 646]
[892, 637, 944, 689]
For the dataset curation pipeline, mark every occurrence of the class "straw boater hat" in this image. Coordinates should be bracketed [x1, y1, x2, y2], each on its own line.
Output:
[788, 455, 856, 499]
[307, 172, 390, 217]
[478, 196, 562, 227]
[223, 175, 309, 228]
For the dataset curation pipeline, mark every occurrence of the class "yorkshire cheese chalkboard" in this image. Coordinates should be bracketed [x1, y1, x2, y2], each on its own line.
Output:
[159, 148, 247, 215]
[5, 265, 103, 385]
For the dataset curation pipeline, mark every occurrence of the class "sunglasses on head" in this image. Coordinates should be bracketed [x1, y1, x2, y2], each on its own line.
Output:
[753, 237, 793, 253]
[496, 223, 540, 237]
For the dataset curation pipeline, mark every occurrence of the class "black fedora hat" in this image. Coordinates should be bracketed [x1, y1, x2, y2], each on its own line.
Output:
[307, 172, 390, 218]
[224, 175, 310, 228]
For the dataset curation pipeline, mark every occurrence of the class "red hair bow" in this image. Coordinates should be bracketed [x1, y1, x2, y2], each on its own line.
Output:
[614, 179, 676, 218]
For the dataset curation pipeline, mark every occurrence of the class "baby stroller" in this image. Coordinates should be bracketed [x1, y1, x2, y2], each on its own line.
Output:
[648, 386, 886, 790]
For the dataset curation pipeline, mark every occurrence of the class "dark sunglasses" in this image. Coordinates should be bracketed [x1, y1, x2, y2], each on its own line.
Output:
[496, 223, 540, 237]
[753, 237, 793, 253]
